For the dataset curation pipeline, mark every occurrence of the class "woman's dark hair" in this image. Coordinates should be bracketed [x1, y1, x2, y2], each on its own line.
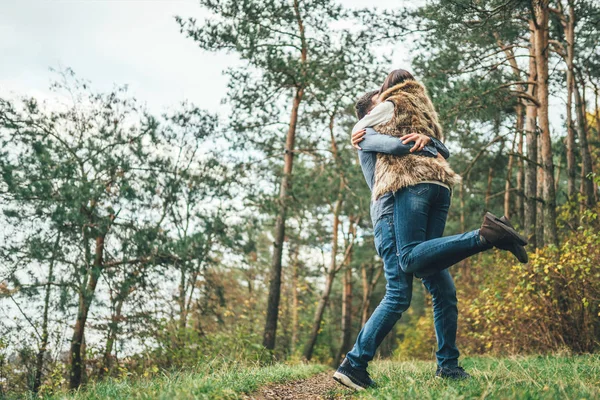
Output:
[380, 69, 415, 94]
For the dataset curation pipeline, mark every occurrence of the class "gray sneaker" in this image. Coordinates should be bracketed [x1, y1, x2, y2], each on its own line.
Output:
[436, 366, 471, 380]
[333, 358, 376, 391]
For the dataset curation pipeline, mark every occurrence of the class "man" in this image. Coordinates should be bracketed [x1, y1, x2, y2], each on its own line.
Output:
[333, 90, 469, 391]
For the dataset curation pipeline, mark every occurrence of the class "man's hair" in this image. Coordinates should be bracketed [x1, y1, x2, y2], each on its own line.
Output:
[355, 90, 380, 120]
[380, 69, 415, 94]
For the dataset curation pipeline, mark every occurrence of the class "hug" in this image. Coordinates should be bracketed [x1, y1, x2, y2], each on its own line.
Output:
[333, 69, 529, 391]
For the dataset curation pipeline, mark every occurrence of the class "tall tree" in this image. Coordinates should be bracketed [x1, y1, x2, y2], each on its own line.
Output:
[532, 0, 559, 246]
[525, 24, 539, 246]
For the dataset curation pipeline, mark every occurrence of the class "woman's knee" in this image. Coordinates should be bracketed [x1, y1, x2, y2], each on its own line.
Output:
[398, 249, 423, 273]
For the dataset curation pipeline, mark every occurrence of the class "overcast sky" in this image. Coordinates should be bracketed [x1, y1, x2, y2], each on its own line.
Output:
[1, 0, 407, 114]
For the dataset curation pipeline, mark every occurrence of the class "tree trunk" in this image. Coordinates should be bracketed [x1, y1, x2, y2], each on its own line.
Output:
[33, 235, 60, 393]
[302, 195, 346, 360]
[335, 255, 353, 365]
[494, 32, 525, 224]
[99, 295, 125, 379]
[485, 167, 494, 211]
[524, 22, 538, 246]
[504, 128, 519, 218]
[459, 181, 466, 232]
[574, 75, 596, 208]
[536, 133, 545, 247]
[360, 263, 382, 327]
[280, 268, 291, 356]
[594, 82, 600, 202]
[565, 4, 577, 199]
[178, 266, 188, 329]
[516, 114, 525, 226]
[290, 245, 300, 354]
[555, 161, 562, 194]
[70, 235, 105, 389]
[262, 87, 304, 351]
[533, 1, 559, 246]
[263, 0, 307, 350]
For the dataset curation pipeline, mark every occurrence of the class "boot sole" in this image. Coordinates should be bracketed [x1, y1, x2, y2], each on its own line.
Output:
[508, 242, 529, 263]
[485, 212, 528, 246]
[333, 371, 366, 391]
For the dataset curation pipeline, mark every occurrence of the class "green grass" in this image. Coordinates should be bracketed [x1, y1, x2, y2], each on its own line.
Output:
[42, 362, 327, 400]
[349, 354, 600, 399]
[35, 354, 600, 399]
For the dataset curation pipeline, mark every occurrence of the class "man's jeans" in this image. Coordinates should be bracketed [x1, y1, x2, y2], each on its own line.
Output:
[346, 183, 491, 370]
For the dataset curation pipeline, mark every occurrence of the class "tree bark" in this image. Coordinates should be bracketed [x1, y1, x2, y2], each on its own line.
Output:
[70, 235, 105, 389]
[178, 266, 188, 329]
[360, 263, 383, 327]
[494, 32, 526, 224]
[290, 244, 300, 354]
[334, 254, 353, 365]
[524, 21, 538, 246]
[302, 195, 347, 361]
[562, 1, 577, 199]
[99, 295, 125, 379]
[533, 0, 559, 246]
[574, 74, 596, 208]
[516, 114, 525, 226]
[504, 128, 519, 219]
[264, 90, 305, 349]
[33, 234, 60, 393]
[485, 167, 494, 211]
[459, 181, 466, 232]
[536, 133, 545, 247]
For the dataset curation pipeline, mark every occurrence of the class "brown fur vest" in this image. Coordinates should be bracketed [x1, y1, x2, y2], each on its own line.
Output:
[372, 80, 460, 200]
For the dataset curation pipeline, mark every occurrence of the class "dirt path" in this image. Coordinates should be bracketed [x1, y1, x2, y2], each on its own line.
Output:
[243, 371, 354, 400]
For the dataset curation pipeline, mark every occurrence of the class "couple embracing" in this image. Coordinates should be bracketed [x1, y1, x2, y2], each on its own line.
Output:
[332, 69, 529, 390]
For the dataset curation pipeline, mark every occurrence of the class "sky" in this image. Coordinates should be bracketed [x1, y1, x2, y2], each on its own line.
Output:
[0, 0, 406, 114]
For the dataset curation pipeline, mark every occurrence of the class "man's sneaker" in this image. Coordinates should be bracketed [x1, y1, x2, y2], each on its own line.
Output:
[435, 366, 471, 380]
[332, 358, 375, 391]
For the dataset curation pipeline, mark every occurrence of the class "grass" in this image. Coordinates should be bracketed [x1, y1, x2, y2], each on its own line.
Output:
[41, 362, 327, 400]
[33, 354, 600, 399]
[347, 354, 600, 399]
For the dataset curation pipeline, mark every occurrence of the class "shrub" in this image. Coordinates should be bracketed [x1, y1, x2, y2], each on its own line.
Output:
[459, 209, 600, 354]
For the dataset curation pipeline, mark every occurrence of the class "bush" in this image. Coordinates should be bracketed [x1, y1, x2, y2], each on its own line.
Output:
[459, 209, 600, 354]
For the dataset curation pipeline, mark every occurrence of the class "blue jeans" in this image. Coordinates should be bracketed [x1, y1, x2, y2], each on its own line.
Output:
[346, 183, 491, 370]
[393, 183, 490, 278]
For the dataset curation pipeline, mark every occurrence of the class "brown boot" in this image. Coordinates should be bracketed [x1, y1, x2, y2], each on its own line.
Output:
[480, 212, 528, 263]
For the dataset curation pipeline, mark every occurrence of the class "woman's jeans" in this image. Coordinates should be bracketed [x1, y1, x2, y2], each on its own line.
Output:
[346, 183, 491, 371]
[394, 183, 490, 278]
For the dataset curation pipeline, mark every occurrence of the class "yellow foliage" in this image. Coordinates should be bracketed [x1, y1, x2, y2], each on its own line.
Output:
[458, 209, 600, 355]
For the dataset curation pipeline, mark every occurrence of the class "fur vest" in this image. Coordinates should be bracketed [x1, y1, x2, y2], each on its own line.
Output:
[372, 80, 460, 200]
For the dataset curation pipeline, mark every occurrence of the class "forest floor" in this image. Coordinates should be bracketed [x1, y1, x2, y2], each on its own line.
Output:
[39, 354, 599, 399]
[245, 354, 600, 400]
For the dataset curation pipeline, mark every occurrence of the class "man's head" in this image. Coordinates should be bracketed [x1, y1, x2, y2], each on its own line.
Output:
[355, 90, 380, 120]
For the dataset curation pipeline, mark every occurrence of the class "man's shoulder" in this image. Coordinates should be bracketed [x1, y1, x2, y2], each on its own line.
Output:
[367, 101, 394, 116]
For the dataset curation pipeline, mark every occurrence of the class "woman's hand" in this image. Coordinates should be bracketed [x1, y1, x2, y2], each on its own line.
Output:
[400, 133, 431, 152]
[351, 129, 366, 150]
